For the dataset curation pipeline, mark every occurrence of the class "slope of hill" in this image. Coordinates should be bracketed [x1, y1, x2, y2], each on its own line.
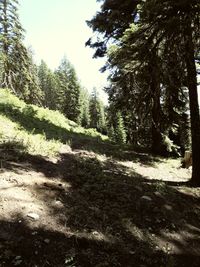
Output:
[0, 89, 108, 158]
[0, 89, 200, 267]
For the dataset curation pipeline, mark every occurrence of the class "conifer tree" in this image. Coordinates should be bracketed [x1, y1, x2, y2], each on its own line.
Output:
[38, 60, 58, 109]
[79, 88, 90, 127]
[0, 0, 36, 99]
[89, 88, 106, 133]
[115, 112, 126, 144]
[24, 48, 43, 105]
[55, 56, 81, 123]
[108, 125, 116, 142]
[87, 0, 200, 185]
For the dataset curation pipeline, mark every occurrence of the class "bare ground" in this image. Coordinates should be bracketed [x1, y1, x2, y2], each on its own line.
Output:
[0, 143, 200, 267]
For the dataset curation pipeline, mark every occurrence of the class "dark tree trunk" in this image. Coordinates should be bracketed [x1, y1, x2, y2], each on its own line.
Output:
[2, 0, 10, 88]
[184, 18, 200, 186]
[151, 86, 163, 155]
[150, 54, 166, 155]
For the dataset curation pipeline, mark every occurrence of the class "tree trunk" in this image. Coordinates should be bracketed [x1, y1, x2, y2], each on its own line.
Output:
[184, 19, 200, 186]
[150, 54, 166, 155]
[2, 0, 10, 88]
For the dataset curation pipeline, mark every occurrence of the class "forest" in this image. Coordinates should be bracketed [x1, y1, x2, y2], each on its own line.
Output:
[0, 0, 200, 266]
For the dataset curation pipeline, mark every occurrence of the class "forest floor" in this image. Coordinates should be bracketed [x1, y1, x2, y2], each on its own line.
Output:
[1, 140, 200, 267]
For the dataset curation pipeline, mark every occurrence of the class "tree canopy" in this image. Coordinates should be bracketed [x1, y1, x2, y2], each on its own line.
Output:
[87, 0, 200, 185]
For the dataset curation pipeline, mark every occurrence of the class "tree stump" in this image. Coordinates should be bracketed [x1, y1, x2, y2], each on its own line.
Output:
[181, 151, 192, 168]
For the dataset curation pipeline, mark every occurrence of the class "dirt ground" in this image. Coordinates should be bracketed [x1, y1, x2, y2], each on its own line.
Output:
[0, 143, 200, 267]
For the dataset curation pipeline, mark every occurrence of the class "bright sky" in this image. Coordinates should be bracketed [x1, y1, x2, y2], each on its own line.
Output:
[19, 0, 108, 102]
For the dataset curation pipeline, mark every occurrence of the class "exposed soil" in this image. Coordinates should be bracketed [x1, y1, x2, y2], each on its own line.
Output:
[0, 144, 200, 266]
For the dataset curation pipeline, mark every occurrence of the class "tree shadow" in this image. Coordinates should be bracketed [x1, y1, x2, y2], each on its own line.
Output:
[1, 147, 199, 266]
[0, 109, 199, 266]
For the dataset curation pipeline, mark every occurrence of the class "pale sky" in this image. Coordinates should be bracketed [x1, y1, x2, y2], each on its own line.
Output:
[19, 0, 108, 101]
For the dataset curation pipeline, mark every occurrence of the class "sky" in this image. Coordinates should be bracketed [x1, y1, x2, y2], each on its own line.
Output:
[19, 0, 108, 102]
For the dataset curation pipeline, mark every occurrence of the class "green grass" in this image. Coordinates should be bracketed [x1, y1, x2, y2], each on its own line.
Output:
[0, 89, 108, 157]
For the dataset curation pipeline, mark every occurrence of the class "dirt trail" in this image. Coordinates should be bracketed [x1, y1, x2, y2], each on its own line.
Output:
[0, 147, 200, 267]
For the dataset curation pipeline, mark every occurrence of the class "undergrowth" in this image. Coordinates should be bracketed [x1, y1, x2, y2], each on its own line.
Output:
[0, 89, 108, 158]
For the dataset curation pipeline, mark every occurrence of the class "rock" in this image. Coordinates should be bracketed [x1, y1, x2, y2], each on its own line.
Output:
[14, 260, 23, 266]
[32, 231, 38, 235]
[89, 206, 100, 213]
[154, 191, 162, 197]
[15, 256, 22, 260]
[163, 204, 173, 211]
[44, 238, 50, 244]
[27, 213, 40, 220]
[13, 257, 23, 266]
[140, 196, 152, 201]
[135, 186, 143, 192]
[154, 191, 166, 200]
[54, 200, 63, 207]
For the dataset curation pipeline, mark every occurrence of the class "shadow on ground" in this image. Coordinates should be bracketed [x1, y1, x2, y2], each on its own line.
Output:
[0, 138, 200, 266]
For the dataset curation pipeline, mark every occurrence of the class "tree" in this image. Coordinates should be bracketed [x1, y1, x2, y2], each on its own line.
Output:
[0, 1, 30, 95]
[139, 0, 200, 184]
[55, 56, 81, 123]
[38, 60, 58, 109]
[24, 48, 43, 105]
[107, 124, 115, 142]
[115, 111, 126, 144]
[89, 88, 106, 133]
[79, 88, 91, 127]
[87, 0, 200, 185]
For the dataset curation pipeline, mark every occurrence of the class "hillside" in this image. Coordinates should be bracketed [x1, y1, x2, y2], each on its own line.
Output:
[0, 89, 108, 157]
[0, 89, 200, 267]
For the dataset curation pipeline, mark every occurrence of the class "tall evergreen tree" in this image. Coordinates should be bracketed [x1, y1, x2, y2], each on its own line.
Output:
[0, 1, 29, 94]
[89, 88, 106, 133]
[55, 56, 81, 123]
[24, 48, 43, 105]
[38, 60, 58, 109]
[79, 88, 91, 127]
[115, 111, 126, 144]
[87, 0, 200, 185]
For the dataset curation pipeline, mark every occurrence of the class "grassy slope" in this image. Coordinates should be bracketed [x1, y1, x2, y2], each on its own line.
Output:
[0, 89, 108, 158]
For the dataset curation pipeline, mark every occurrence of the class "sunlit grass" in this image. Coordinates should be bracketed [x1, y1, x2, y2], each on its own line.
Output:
[0, 89, 108, 157]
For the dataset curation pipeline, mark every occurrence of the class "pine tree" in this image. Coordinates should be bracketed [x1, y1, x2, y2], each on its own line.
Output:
[115, 112, 126, 144]
[108, 125, 116, 142]
[0, 1, 29, 94]
[89, 88, 106, 133]
[79, 88, 90, 127]
[87, 0, 200, 185]
[24, 48, 43, 105]
[55, 56, 81, 123]
[38, 60, 58, 109]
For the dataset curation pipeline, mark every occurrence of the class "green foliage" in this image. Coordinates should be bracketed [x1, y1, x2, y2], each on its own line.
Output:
[115, 112, 126, 144]
[89, 88, 106, 134]
[0, 0, 41, 103]
[38, 60, 58, 109]
[87, 0, 197, 157]
[107, 125, 115, 142]
[79, 88, 91, 127]
[0, 89, 108, 157]
[55, 56, 81, 123]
